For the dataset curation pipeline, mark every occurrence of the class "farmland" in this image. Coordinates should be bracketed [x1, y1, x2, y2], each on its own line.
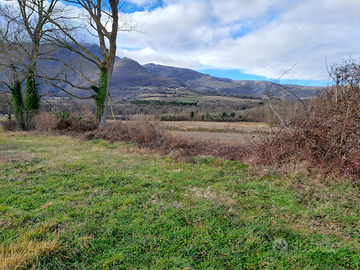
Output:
[162, 121, 269, 144]
[162, 121, 269, 133]
[170, 131, 260, 144]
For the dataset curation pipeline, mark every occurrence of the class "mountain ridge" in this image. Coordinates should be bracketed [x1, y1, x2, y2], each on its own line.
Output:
[0, 43, 322, 99]
[142, 62, 321, 98]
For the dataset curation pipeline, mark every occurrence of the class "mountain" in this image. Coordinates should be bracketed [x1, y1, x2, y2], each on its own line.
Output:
[143, 63, 204, 81]
[143, 63, 257, 96]
[143, 63, 321, 98]
[1, 42, 320, 98]
[111, 58, 186, 89]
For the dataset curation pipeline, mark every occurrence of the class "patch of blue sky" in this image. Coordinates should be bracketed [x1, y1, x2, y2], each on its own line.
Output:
[195, 68, 327, 86]
[123, 0, 163, 13]
[277, 79, 328, 87]
[231, 26, 255, 39]
[58, 0, 160, 13]
[196, 68, 267, 81]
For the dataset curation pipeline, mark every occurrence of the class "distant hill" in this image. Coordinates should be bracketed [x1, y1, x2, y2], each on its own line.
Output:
[143, 63, 322, 98]
[1, 43, 322, 99]
[111, 58, 186, 89]
[143, 63, 257, 96]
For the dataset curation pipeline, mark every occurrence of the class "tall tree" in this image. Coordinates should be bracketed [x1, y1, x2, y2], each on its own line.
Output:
[0, 0, 61, 128]
[17, 0, 59, 120]
[0, 7, 26, 128]
[49, 0, 142, 126]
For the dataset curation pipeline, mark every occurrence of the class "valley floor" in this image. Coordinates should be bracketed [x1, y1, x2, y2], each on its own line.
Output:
[171, 131, 260, 144]
[0, 133, 359, 269]
[162, 121, 269, 133]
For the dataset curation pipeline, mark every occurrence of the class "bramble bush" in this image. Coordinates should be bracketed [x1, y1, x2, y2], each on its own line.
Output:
[248, 58, 360, 182]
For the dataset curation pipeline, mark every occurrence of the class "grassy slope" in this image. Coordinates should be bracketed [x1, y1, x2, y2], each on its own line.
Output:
[0, 133, 359, 269]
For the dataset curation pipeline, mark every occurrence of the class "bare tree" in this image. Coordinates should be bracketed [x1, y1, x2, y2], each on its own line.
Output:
[0, 9, 27, 127]
[47, 0, 143, 126]
[265, 62, 310, 127]
[0, 0, 63, 128]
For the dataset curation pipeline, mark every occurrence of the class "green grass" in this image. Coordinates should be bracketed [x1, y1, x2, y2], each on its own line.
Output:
[0, 133, 359, 269]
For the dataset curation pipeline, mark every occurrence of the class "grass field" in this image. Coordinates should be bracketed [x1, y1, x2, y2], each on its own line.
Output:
[1, 133, 360, 269]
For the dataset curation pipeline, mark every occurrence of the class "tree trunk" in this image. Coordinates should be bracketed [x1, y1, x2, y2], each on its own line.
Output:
[99, 59, 115, 127]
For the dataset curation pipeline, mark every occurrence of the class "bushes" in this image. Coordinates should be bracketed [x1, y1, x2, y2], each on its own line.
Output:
[0, 120, 17, 132]
[32, 111, 97, 133]
[83, 121, 171, 148]
[248, 59, 360, 181]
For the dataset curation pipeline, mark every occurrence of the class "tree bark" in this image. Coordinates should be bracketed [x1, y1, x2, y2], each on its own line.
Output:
[99, 59, 115, 127]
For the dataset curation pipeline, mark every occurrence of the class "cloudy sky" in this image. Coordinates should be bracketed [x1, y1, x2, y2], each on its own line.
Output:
[109, 0, 360, 86]
[2, 0, 358, 86]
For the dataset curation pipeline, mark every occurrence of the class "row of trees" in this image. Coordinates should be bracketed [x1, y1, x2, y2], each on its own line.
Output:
[0, 0, 141, 129]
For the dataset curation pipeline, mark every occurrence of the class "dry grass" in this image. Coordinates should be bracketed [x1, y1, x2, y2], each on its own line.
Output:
[0, 223, 59, 270]
[170, 131, 259, 144]
[162, 121, 269, 133]
[0, 239, 59, 270]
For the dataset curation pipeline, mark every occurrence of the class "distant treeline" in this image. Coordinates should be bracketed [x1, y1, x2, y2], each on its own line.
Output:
[131, 99, 198, 106]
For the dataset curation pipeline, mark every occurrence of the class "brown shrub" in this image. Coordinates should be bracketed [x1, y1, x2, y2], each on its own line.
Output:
[0, 120, 17, 132]
[33, 112, 98, 134]
[33, 112, 59, 132]
[55, 118, 98, 133]
[83, 121, 171, 148]
[247, 59, 360, 181]
[81, 105, 94, 121]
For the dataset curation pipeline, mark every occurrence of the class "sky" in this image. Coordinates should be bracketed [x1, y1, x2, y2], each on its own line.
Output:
[2, 0, 359, 86]
[112, 0, 360, 86]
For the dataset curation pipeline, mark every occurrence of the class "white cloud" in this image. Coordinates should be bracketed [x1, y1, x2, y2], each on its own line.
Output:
[128, 0, 158, 6]
[118, 46, 201, 68]
[117, 0, 360, 81]
[3, 0, 358, 82]
[34, 0, 356, 82]
[209, 0, 286, 25]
